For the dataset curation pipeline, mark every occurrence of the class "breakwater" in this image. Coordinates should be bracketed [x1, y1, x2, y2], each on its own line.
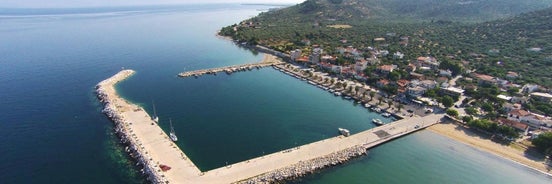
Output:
[96, 70, 201, 184]
[177, 57, 282, 78]
[96, 70, 166, 183]
[236, 145, 368, 184]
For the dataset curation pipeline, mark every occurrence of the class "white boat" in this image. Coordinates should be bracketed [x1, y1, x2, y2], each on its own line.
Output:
[334, 92, 342, 96]
[364, 104, 371, 108]
[152, 101, 159, 123]
[338, 128, 350, 137]
[169, 119, 178, 142]
[382, 112, 391, 117]
[372, 118, 384, 126]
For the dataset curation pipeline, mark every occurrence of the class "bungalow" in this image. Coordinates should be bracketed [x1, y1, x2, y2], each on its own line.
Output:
[497, 118, 529, 132]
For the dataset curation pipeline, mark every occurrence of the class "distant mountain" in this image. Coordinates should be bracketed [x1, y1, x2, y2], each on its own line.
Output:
[256, 0, 552, 22]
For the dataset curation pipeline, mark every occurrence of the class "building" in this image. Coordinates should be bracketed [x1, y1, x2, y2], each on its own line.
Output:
[497, 118, 529, 132]
[310, 46, 323, 64]
[377, 79, 390, 88]
[521, 84, 539, 93]
[378, 65, 397, 74]
[508, 109, 552, 127]
[407, 86, 427, 97]
[354, 60, 368, 73]
[290, 49, 302, 61]
[506, 71, 519, 79]
[419, 80, 437, 89]
[530, 92, 552, 102]
[439, 69, 452, 77]
[473, 73, 497, 86]
[440, 87, 465, 97]
[393, 51, 404, 59]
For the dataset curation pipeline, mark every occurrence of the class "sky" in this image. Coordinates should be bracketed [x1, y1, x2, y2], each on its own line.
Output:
[1, 0, 306, 8]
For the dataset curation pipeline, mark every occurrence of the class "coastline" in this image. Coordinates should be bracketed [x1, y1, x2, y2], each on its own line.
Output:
[428, 122, 552, 176]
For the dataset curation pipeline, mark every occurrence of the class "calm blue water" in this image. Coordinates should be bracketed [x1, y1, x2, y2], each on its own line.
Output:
[0, 4, 550, 184]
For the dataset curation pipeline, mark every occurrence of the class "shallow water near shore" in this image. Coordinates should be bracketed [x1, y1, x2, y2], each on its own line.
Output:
[1, 4, 551, 184]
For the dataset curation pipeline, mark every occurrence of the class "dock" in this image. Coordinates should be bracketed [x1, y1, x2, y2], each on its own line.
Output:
[99, 69, 444, 184]
[178, 61, 282, 78]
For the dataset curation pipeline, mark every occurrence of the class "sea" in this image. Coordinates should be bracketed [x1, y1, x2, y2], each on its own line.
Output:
[0, 3, 550, 184]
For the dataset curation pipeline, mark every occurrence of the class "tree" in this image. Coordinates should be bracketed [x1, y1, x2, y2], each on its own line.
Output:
[532, 132, 552, 157]
[462, 115, 473, 123]
[369, 91, 376, 101]
[397, 104, 404, 111]
[481, 103, 494, 112]
[378, 97, 384, 105]
[465, 107, 478, 115]
[388, 101, 393, 108]
[442, 95, 454, 108]
[446, 109, 459, 117]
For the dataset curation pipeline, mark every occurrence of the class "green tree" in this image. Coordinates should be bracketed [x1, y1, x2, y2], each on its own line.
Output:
[378, 97, 384, 105]
[369, 91, 376, 101]
[462, 115, 473, 123]
[481, 103, 494, 112]
[388, 100, 393, 108]
[397, 104, 404, 111]
[442, 95, 455, 108]
[446, 109, 459, 117]
[465, 107, 478, 115]
[532, 132, 552, 157]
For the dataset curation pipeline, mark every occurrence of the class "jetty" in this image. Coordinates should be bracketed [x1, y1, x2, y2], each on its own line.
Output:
[97, 69, 444, 184]
[177, 58, 282, 78]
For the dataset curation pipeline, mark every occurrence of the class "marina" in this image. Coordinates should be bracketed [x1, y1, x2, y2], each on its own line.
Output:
[98, 69, 444, 184]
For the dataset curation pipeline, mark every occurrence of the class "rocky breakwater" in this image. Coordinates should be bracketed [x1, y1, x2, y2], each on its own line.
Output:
[95, 70, 167, 184]
[236, 145, 368, 184]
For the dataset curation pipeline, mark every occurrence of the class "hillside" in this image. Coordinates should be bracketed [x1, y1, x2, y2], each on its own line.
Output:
[258, 0, 552, 23]
[220, 1, 552, 87]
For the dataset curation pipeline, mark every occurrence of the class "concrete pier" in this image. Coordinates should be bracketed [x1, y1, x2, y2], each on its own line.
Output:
[178, 60, 282, 78]
[99, 69, 444, 184]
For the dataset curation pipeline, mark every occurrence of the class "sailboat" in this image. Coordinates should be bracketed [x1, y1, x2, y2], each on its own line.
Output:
[152, 101, 159, 123]
[169, 118, 178, 142]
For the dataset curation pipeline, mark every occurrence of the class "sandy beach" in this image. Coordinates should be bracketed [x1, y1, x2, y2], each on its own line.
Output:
[428, 122, 552, 176]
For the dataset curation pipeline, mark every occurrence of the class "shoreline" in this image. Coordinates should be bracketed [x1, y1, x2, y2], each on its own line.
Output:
[427, 122, 552, 176]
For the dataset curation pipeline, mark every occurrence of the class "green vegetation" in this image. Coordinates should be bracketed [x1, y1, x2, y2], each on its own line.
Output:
[467, 119, 519, 139]
[446, 109, 459, 117]
[441, 95, 455, 108]
[220, 0, 552, 87]
[531, 132, 552, 157]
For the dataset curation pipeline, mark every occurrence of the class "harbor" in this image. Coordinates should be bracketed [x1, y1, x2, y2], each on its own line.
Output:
[97, 69, 444, 184]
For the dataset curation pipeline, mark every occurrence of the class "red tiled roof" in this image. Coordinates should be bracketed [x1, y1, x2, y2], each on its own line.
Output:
[509, 109, 531, 117]
[379, 65, 394, 71]
[498, 118, 528, 131]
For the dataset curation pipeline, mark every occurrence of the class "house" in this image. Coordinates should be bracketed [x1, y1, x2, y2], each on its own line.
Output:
[397, 79, 410, 93]
[497, 118, 529, 132]
[417, 56, 440, 70]
[508, 109, 552, 127]
[331, 65, 342, 73]
[377, 79, 390, 88]
[506, 71, 519, 79]
[473, 73, 497, 86]
[407, 86, 427, 97]
[530, 92, 552, 102]
[420, 80, 437, 89]
[440, 87, 465, 97]
[393, 51, 404, 59]
[406, 63, 417, 72]
[409, 72, 424, 80]
[503, 103, 522, 112]
[521, 84, 539, 93]
[378, 65, 397, 74]
[497, 94, 513, 101]
[354, 60, 368, 73]
[439, 69, 452, 77]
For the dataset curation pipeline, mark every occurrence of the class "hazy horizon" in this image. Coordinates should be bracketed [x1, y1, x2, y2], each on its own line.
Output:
[1, 0, 305, 8]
